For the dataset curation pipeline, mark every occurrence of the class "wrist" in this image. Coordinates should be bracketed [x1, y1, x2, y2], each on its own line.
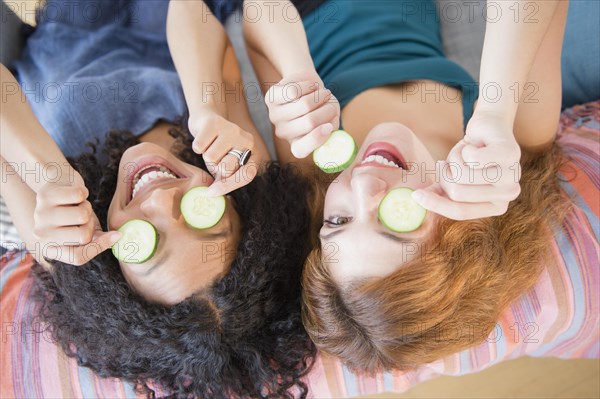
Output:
[31, 159, 78, 193]
[280, 62, 317, 79]
[2, 132, 75, 193]
[189, 101, 227, 121]
[188, 108, 227, 137]
[470, 105, 515, 128]
[280, 67, 325, 90]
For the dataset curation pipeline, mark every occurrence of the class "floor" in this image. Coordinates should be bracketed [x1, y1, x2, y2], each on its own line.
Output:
[359, 357, 599, 399]
[8, 1, 600, 398]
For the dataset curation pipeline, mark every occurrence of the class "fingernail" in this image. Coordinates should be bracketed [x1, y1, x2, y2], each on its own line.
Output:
[321, 123, 333, 135]
[110, 232, 122, 244]
[412, 191, 424, 202]
[204, 187, 218, 197]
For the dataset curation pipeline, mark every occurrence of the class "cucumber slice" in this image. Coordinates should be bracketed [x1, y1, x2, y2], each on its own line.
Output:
[112, 219, 158, 264]
[378, 188, 427, 233]
[180, 186, 226, 229]
[313, 129, 357, 174]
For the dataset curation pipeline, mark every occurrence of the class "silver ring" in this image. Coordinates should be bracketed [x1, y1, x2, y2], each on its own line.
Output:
[227, 149, 252, 166]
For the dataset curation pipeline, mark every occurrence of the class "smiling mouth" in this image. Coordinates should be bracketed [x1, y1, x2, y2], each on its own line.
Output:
[127, 160, 184, 204]
[359, 143, 407, 169]
[132, 165, 179, 198]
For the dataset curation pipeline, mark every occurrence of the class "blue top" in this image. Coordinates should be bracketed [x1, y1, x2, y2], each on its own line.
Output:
[13, 0, 234, 159]
[221, 0, 478, 125]
[302, 0, 478, 126]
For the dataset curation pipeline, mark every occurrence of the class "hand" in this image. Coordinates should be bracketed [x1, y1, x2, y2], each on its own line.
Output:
[188, 110, 257, 196]
[33, 171, 121, 265]
[266, 69, 340, 159]
[412, 114, 522, 220]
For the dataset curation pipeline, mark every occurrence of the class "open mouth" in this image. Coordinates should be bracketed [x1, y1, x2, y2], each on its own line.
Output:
[126, 159, 184, 204]
[360, 143, 407, 169]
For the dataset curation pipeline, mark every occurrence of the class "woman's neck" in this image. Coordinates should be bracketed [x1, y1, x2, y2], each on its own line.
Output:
[340, 81, 465, 160]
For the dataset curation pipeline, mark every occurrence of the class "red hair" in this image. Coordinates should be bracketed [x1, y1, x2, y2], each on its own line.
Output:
[302, 143, 572, 373]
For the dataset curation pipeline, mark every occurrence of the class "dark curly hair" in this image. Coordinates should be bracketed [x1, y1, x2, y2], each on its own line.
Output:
[31, 123, 317, 398]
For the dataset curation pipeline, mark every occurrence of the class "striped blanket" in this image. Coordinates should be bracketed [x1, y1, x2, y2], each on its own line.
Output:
[1, 102, 598, 398]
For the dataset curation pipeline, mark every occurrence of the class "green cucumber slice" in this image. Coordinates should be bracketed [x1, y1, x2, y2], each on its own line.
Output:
[180, 186, 226, 229]
[313, 129, 357, 173]
[112, 219, 158, 264]
[378, 188, 427, 233]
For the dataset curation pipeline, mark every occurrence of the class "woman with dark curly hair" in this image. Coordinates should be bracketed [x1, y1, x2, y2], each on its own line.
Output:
[0, 0, 315, 397]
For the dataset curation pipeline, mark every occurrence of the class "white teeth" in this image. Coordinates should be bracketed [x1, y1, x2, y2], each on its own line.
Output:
[361, 154, 400, 168]
[131, 164, 178, 200]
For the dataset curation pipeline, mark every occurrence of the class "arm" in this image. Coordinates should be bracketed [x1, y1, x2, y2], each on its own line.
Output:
[167, 0, 228, 117]
[476, 0, 562, 123]
[412, 1, 567, 220]
[0, 155, 44, 266]
[166, 0, 267, 195]
[1, 64, 120, 265]
[242, 0, 340, 159]
[1, 64, 76, 192]
[242, 0, 315, 77]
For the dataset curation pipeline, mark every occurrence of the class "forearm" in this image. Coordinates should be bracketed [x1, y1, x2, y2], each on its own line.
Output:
[477, 0, 561, 122]
[242, 0, 315, 77]
[0, 64, 75, 193]
[166, 0, 228, 116]
[0, 155, 51, 268]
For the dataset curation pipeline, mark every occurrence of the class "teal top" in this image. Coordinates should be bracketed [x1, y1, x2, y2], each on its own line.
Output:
[302, 0, 479, 126]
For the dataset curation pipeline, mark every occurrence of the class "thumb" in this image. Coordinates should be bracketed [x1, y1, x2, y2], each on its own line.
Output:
[411, 183, 443, 212]
[413, 180, 445, 203]
[72, 231, 121, 265]
[205, 164, 259, 197]
[93, 230, 122, 252]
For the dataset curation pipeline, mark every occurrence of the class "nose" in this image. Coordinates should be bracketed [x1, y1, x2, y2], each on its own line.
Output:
[350, 173, 388, 219]
[139, 187, 184, 231]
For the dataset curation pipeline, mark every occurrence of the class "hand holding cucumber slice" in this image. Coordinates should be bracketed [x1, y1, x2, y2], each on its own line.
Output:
[181, 186, 226, 229]
[378, 188, 427, 233]
[313, 129, 357, 173]
[112, 219, 159, 264]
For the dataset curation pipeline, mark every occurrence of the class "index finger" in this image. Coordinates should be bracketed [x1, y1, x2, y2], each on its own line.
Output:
[212, 153, 240, 181]
[412, 184, 500, 221]
[46, 230, 121, 266]
[205, 163, 259, 197]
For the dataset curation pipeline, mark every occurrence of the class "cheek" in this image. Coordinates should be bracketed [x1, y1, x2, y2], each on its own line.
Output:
[399, 172, 436, 190]
[107, 198, 129, 230]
